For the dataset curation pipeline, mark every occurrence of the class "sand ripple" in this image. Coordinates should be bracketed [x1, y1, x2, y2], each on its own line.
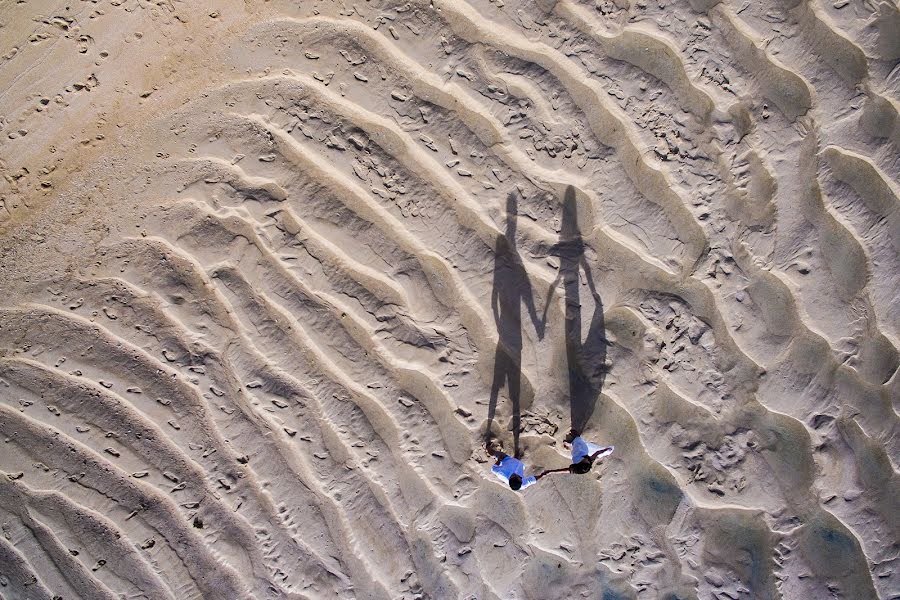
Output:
[0, 0, 897, 598]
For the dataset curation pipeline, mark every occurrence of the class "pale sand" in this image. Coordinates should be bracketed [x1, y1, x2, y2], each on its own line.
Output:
[0, 0, 898, 598]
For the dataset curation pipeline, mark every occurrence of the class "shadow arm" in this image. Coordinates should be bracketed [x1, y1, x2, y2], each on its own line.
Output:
[539, 270, 563, 332]
[491, 278, 501, 324]
[523, 277, 546, 339]
[580, 256, 600, 298]
[536, 467, 571, 479]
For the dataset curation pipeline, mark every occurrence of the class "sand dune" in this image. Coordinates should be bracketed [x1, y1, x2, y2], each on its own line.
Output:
[0, 0, 897, 598]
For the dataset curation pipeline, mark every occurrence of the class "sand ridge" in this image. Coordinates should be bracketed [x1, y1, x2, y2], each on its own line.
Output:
[0, 0, 898, 598]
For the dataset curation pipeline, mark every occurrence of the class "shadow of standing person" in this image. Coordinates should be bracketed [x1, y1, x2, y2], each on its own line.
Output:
[485, 191, 546, 457]
[545, 186, 607, 434]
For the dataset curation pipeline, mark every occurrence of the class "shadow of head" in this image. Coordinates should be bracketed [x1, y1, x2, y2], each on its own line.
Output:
[560, 185, 579, 239]
[552, 185, 584, 259]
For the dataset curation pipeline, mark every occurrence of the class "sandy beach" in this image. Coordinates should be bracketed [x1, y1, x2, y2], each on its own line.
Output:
[0, 0, 898, 598]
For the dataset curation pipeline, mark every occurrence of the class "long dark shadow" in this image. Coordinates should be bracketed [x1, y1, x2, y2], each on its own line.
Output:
[485, 191, 544, 457]
[552, 185, 606, 433]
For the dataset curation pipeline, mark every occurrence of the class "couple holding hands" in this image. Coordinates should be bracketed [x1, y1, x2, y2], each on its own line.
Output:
[485, 187, 613, 491]
[488, 431, 614, 491]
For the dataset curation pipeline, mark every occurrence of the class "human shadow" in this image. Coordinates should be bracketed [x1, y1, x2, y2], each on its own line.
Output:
[485, 191, 545, 457]
[544, 185, 607, 433]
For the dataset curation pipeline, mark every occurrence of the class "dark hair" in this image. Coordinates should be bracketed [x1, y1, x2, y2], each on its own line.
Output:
[569, 460, 592, 474]
[508, 474, 523, 490]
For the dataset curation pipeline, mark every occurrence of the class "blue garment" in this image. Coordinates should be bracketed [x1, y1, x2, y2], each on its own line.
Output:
[572, 437, 614, 464]
[491, 456, 537, 489]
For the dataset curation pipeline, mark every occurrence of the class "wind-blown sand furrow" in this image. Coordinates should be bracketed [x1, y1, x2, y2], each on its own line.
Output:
[155, 198, 469, 472]
[0, 480, 121, 600]
[0, 305, 228, 457]
[251, 208, 476, 465]
[0, 356, 191, 482]
[693, 506, 780, 599]
[555, 0, 718, 120]
[0, 532, 55, 600]
[240, 18, 688, 275]
[186, 270, 478, 596]
[268, 203, 412, 312]
[688, 69, 872, 366]
[731, 0, 868, 88]
[271, 206, 461, 357]
[100, 231, 487, 596]
[614, 293, 802, 505]
[586, 3, 791, 290]
[207, 266, 463, 598]
[92, 240, 239, 344]
[532, 385, 704, 597]
[857, 89, 900, 151]
[718, 1, 896, 372]
[751, 297, 900, 508]
[601, 275, 882, 598]
[3, 0, 897, 596]
[295, 7, 709, 275]
[760, 336, 899, 459]
[49, 275, 362, 592]
[728, 408, 879, 599]
[0, 404, 249, 600]
[724, 240, 898, 449]
[769, 135, 881, 346]
[216, 111, 475, 307]
[178, 161, 471, 397]
[92, 245, 396, 598]
[0, 354, 307, 599]
[128, 214, 444, 584]
[454, 46, 694, 269]
[436, 0, 710, 267]
[261, 225, 473, 469]
[221, 65, 876, 592]
[183, 155, 454, 329]
[2, 479, 177, 600]
[822, 145, 900, 347]
[794, 509, 880, 600]
[706, 5, 813, 121]
[542, 9, 770, 280]
[210, 263, 439, 500]
[814, 417, 900, 593]
[728, 0, 894, 187]
[237, 361, 474, 599]
[227, 110, 547, 412]
[0, 471, 202, 600]
[228, 106, 502, 283]
[3, 279, 359, 596]
[632, 291, 750, 416]
[178, 154, 460, 349]
[274, 18, 698, 285]
[2, 300, 344, 524]
[246, 75, 541, 259]
[812, 0, 899, 66]
[0, 306, 239, 453]
[262, 18, 598, 217]
[267, 21, 690, 274]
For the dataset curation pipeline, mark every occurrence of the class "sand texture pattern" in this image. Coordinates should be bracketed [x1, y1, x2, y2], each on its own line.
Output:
[0, 0, 898, 598]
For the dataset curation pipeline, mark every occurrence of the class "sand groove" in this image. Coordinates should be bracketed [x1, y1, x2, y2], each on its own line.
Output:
[1, 0, 897, 598]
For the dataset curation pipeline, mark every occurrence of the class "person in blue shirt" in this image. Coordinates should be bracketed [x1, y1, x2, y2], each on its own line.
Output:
[540, 430, 615, 478]
[568, 433, 614, 474]
[487, 440, 544, 490]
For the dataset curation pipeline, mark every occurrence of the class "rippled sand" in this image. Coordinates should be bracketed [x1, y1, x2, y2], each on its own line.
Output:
[1, 0, 898, 598]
